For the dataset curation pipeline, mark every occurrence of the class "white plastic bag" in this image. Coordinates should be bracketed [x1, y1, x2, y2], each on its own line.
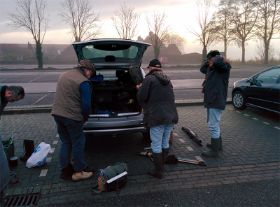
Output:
[26, 142, 51, 168]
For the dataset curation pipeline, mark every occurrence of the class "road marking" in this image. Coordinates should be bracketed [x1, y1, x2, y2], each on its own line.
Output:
[195, 156, 204, 162]
[32, 94, 48, 105]
[52, 140, 58, 145]
[29, 76, 41, 83]
[274, 126, 280, 130]
[173, 132, 178, 137]
[187, 146, 193, 151]
[46, 157, 52, 163]
[252, 117, 258, 121]
[56, 134, 59, 138]
[179, 138, 185, 143]
[49, 148, 55, 154]
[263, 122, 270, 125]
[243, 114, 250, 117]
[39, 169, 48, 177]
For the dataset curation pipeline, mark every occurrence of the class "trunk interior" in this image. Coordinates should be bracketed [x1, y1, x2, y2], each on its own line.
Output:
[91, 69, 141, 115]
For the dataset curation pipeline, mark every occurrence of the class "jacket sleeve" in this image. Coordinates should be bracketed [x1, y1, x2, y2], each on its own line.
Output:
[137, 77, 152, 106]
[213, 56, 231, 72]
[80, 81, 91, 121]
[200, 62, 208, 74]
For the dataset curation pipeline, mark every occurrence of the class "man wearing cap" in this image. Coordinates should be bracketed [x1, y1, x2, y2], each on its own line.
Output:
[200, 50, 231, 157]
[137, 59, 178, 179]
[1, 85, 25, 202]
[51, 59, 95, 181]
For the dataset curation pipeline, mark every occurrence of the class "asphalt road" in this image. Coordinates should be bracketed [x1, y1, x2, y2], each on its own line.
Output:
[1, 65, 265, 107]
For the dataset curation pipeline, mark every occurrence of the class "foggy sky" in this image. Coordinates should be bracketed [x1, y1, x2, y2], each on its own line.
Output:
[0, 0, 279, 60]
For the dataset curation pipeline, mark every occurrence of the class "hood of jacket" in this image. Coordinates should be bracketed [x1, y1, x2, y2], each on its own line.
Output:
[147, 69, 170, 85]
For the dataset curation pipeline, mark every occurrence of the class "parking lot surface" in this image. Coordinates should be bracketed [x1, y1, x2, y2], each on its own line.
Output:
[1, 105, 279, 206]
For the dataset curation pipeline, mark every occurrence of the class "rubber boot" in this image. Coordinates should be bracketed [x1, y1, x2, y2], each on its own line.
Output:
[206, 137, 222, 151]
[162, 148, 169, 164]
[20, 139, 34, 162]
[202, 138, 219, 158]
[148, 153, 163, 179]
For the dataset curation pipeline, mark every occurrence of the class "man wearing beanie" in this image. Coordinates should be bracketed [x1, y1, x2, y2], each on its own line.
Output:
[137, 59, 178, 179]
[51, 59, 95, 181]
[200, 50, 231, 157]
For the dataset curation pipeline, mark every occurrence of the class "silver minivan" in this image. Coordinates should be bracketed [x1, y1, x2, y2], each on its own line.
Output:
[72, 39, 151, 137]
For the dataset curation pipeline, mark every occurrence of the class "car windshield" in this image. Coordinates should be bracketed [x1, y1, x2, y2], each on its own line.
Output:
[81, 44, 139, 61]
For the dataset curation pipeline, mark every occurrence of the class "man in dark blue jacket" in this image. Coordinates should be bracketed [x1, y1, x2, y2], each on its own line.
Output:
[137, 59, 178, 178]
[200, 50, 231, 157]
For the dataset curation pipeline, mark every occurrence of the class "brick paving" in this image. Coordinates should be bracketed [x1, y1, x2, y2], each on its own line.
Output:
[1, 105, 279, 206]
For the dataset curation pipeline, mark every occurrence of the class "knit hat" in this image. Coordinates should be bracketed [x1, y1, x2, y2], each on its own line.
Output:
[206, 50, 220, 59]
[148, 59, 162, 68]
[79, 59, 95, 71]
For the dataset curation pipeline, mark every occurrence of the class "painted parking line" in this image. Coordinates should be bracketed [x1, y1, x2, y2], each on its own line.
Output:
[39, 169, 48, 177]
[49, 148, 55, 154]
[173, 132, 178, 137]
[32, 94, 48, 105]
[46, 157, 52, 163]
[179, 138, 185, 143]
[252, 117, 258, 121]
[243, 113, 250, 117]
[263, 122, 270, 125]
[187, 146, 194, 152]
[274, 126, 280, 130]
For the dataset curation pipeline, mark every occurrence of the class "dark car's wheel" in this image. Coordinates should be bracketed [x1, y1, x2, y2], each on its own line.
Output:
[232, 90, 246, 110]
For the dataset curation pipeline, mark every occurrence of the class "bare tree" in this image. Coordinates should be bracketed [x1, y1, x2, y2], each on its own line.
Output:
[255, 0, 280, 65]
[112, 2, 139, 39]
[230, 0, 258, 63]
[189, 0, 216, 61]
[9, 0, 47, 69]
[61, 0, 99, 42]
[210, 0, 235, 58]
[146, 12, 169, 59]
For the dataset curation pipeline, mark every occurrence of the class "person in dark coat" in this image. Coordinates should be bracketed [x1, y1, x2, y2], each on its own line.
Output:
[200, 50, 231, 157]
[137, 59, 178, 179]
[0, 85, 25, 203]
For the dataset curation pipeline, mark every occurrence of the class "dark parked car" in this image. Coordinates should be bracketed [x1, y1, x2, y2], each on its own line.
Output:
[72, 38, 151, 136]
[232, 66, 280, 114]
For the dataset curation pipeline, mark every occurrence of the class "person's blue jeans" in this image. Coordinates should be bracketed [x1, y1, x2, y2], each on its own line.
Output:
[150, 124, 174, 153]
[207, 108, 223, 139]
[53, 115, 87, 172]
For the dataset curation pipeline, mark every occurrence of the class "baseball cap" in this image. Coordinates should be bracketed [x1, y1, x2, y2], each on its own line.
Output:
[148, 59, 162, 68]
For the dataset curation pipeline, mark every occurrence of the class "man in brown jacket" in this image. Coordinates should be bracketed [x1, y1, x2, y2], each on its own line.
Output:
[51, 59, 95, 181]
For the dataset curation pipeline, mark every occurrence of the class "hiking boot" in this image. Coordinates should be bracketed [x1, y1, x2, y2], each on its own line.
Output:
[72, 171, 93, 181]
